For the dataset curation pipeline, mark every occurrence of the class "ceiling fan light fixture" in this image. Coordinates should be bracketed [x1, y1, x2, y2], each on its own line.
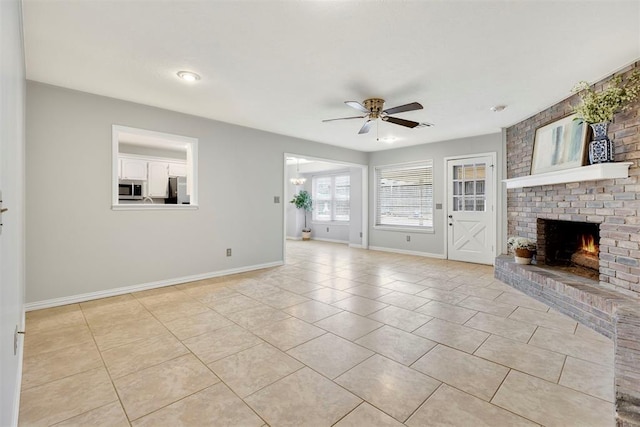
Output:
[323, 98, 431, 135]
[177, 71, 201, 82]
[380, 136, 396, 143]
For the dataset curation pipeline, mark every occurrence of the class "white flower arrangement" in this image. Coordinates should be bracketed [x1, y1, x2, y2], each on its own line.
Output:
[507, 236, 536, 251]
[572, 70, 640, 124]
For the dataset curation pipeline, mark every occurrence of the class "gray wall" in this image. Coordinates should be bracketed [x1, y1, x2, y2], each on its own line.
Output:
[26, 82, 366, 303]
[368, 133, 504, 256]
[349, 167, 363, 246]
[1, 0, 26, 424]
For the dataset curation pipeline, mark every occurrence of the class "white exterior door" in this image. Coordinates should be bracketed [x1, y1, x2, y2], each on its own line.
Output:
[447, 155, 496, 265]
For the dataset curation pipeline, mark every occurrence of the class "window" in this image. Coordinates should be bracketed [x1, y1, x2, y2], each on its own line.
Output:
[452, 163, 486, 212]
[112, 125, 198, 210]
[375, 161, 433, 230]
[312, 174, 350, 222]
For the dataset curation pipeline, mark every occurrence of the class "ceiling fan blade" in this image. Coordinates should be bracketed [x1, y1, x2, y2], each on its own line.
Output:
[322, 115, 367, 122]
[417, 122, 434, 127]
[358, 120, 373, 134]
[383, 116, 420, 128]
[382, 102, 423, 115]
[345, 101, 370, 113]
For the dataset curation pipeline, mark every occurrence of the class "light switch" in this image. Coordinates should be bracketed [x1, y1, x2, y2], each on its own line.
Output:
[274, 196, 280, 203]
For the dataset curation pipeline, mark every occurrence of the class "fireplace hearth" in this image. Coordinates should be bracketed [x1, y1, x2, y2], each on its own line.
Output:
[537, 219, 600, 279]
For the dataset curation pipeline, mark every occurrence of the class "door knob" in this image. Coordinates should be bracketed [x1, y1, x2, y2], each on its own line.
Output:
[449, 223, 453, 226]
[448, 215, 452, 218]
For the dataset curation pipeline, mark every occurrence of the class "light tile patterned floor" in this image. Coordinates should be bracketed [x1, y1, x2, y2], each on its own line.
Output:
[19, 241, 615, 426]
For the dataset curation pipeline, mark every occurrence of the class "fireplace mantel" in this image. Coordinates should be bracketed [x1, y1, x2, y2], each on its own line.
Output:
[503, 162, 633, 189]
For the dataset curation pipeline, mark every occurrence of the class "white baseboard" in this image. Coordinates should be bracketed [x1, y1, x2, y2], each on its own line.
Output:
[25, 261, 284, 311]
[311, 237, 349, 244]
[368, 246, 446, 259]
[286, 236, 302, 241]
[349, 243, 364, 249]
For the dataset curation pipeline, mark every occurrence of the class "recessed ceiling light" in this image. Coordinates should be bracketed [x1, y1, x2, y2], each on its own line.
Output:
[379, 136, 396, 143]
[490, 105, 507, 112]
[177, 71, 201, 82]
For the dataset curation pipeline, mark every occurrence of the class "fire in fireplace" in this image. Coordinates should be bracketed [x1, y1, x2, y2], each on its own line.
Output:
[537, 219, 600, 279]
[570, 233, 599, 271]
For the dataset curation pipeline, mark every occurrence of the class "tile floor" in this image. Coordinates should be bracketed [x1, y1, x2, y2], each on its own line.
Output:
[19, 241, 615, 426]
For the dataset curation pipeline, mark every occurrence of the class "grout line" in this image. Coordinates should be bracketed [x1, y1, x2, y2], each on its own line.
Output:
[79, 299, 134, 426]
[23, 242, 614, 426]
[403, 381, 445, 423]
[557, 354, 568, 384]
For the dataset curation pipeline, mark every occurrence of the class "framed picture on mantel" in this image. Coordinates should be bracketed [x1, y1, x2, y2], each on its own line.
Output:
[531, 114, 589, 175]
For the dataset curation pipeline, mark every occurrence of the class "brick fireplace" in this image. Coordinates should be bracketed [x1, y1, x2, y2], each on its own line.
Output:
[496, 61, 640, 426]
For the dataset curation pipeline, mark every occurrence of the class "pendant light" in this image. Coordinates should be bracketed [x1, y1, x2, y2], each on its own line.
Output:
[290, 158, 307, 186]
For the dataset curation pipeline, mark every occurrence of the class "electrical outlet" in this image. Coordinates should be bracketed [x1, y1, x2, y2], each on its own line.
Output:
[360, 232, 363, 238]
[226, 248, 232, 257]
[274, 196, 280, 203]
[326, 227, 329, 232]
[406, 235, 411, 242]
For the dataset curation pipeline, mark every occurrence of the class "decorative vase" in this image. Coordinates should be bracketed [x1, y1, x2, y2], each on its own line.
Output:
[590, 122, 608, 139]
[588, 122, 614, 164]
[514, 248, 533, 265]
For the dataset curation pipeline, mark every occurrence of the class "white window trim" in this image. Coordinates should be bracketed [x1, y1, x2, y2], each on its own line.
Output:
[312, 172, 350, 223]
[373, 160, 434, 232]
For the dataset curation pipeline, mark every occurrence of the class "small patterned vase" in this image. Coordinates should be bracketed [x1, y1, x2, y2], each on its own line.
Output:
[588, 122, 614, 164]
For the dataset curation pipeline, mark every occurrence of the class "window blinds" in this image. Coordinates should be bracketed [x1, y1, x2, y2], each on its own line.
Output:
[375, 161, 433, 228]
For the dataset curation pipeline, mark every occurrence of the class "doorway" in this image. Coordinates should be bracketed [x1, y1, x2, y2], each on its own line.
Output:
[446, 153, 496, 265]
[283, 154, 368, 261]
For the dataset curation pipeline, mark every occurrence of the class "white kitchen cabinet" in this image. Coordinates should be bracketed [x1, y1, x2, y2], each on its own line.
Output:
[120, 158, 147, 180]
[168, 162, 187, 177]
[148, 162, 169, 197]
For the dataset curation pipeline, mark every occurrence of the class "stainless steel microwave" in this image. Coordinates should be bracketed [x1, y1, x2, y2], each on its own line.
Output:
[119, 183, 143, 200]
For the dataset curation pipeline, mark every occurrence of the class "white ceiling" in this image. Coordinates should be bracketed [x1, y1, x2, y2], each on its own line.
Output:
[22, 1, 640, 152]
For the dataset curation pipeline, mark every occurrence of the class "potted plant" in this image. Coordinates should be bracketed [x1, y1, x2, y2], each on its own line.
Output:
[507, 236, 536, 265]
[290, 190, 313, 240]
[572, 70, 640, 163]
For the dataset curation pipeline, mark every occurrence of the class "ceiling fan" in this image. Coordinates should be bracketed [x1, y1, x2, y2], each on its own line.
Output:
[322, 98, 433, 134]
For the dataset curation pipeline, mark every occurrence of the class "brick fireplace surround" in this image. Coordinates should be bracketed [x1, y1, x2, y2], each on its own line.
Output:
[495, 61, 640, 426]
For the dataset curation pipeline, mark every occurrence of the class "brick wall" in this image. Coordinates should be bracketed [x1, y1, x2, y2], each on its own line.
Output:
[506, 61, 640, 297]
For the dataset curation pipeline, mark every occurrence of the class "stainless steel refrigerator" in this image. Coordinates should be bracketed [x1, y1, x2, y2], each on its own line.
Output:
[166, 176, 190, 204]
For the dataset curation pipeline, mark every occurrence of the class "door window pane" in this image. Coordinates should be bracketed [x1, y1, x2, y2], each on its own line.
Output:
[451, 162, 487, 212]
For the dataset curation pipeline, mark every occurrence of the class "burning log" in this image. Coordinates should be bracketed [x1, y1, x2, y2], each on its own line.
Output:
[571, 250, 599, 270]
